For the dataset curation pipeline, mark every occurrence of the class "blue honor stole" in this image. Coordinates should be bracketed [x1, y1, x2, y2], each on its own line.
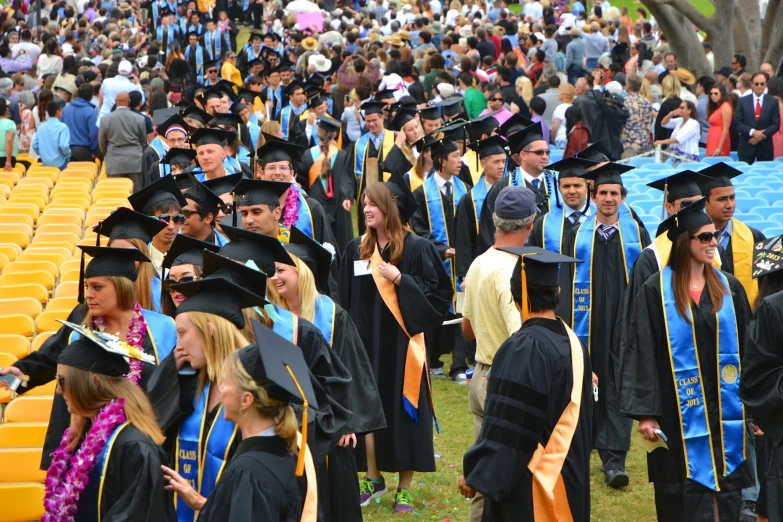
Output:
[261, 303, 299, 344]
[313, 295, 336, 347]
[178, 18, 187, 34]
[292, 188, 314, 238]
[204, 30, 223, 60]
[184, 45, 204, 84]
[660, 266, 745, 491]
[157, 25, 175, 48]
[423, 175, 467, 311]
[510, 168, 553, 212]
[214, 230, 230, 247]
[267, 86, 283, 118]
[150, 136, 166, 161]
[327, 97, 333, 115]
[192, 172, 206, 182]
[175, 386, 238, 522]
[469, 175, 489, 233]
[79, 421, 131, 522]
[249, 121, 261, 150]
[223, 155, 242, 174]
[280, 106, 309, 140]
[571, 215, 642, 350]
[151, 276, 162, 313]
[540, 202, 594, 253]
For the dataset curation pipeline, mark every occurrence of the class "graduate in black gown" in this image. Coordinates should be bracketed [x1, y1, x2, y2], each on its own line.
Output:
[460, 248, 592, 522]
[43, 321, 175, 522]
[1, 245, 177, 470]
[739, 235, 783, 522]
[560, 162, 651, 488]
[380, 108, 418, 183]
[298, 114, 355, 252]
[195, 320, 318, 521]
[620, 199, 753, 522]
[338, 176, 452, 512]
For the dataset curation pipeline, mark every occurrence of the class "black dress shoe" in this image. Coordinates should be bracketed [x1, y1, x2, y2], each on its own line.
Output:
[604, 469, 629, 488]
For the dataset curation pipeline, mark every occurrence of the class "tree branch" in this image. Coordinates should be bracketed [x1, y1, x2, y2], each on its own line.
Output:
[760, 0, 781, 59]
[646, 0, 716, 33]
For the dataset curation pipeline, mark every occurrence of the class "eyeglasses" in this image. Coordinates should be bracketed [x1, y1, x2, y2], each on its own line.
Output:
[690, 231, 721, 244]
[207, 68, 218, 74]
[490, 97, 504, 101]
[222, 205, 234, 215]
[155, 213, 186, 225]
[56, 375, 66, 393]
[709, 92, 720, 96]
[264, 165, 292, 173]
[163, 275, 197, 292]
[523, 149, 550, 156]
[754, 82, 766, 86]
[181, 209, 205, 219]
[731, 61, 738, 65]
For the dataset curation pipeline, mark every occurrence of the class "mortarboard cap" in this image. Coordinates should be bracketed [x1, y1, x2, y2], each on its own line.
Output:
[80, 245, 150, 282]
[418, 106, 441, 121]
[579, 161, 635, 187]
[58, 320, 156, 377]
[203, 59, 219, 70]
[503, 246, 582, 288]
[361, 101, 387, 116]
[576, 141, 612, 163]
[248, 31, 263, 41]
[436, 95, 464, 117]
[374, 88, 398, 101]
[189, 127, 236, 147]
[316, 113, 341, 134]
[251, 138, 304, 165]
[162, 234, 220, 271]
[229, 100, 247, 114]
[94, 207, 167, 245]
[389, 107, 417, 132]
[197, 85, 223, 105]
[235, 88, 261, 104]
[182, 105, 212, 126]
[498, 113, 533, 138]
[201, 172, 244, 196]
[468, 111, 500, 141]
[152, 107, 181, 126]
[172, 251, 269, 328]
[219, 224, 295, 274]
[753, 234, 783, 279]
[173, 172, 197, 191]
[184, 175, 225, 217]
[695, 162, 743, 193]
[655, 197, 712, 241]
[157, 114, 191, 137]
[127, 174, 188, 213]
[233, 178, 289, 207]
[209, 112, 244, 130]
[647, 170, 705, 204]
[507, 121, 545, 155]
[381, 169, 418, 223]
[284, 226, 333, 294]
[160, 147, 197, 170]
[215, 80, 238, 100]
[467, 135, 507, 159]
[546, 156, 598, 180]
[286, 82, 305, 96]
[424, 136, 459, 161]
[413, 134, 438, 154]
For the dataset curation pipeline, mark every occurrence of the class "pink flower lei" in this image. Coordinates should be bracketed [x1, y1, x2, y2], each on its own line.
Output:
[91, 302, 147, 386]
[282, 185, 301, 230]
[42, 398, 127, 522]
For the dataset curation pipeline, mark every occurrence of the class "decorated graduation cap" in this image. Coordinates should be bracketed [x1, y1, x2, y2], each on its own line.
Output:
[389, 107, 417, 132]
[172, 250, 269, 329]
[647, 170, 705, 204]
[507, 122, 546, 155]
[202, 172, 244, 196]
[184, 174, 226, 217]
[501, 246, 582, 320]
[219, 224, 295, 275]
[469, 111, 500, 141]
[162, 234, 220, 271]
[579, 161, 635, 187]
[77, 245, 151, 303]
[284, 226, 333, 294]
[656, 197, 712, 241]
[58, 320, 156, 377]
[182, 105, 212, 126]
[752, 234, 783, 279]
[418, 106, 441, 121]
[316, 113, 341, 133]
[127, 174, 188, 213]
[209, 112, 243, 130]
[498, 113, 533, 138]
[93, 207, 167, 245]
[695, 162, 743, 193]
[545, 156, 598, 180]
[436, 96, 464, 117]
[576, 141, 612, 163]
[189, 127, 236, 147]
[361, 101, 387, 116]
[382, 169, 418, 224]
[238, 319, 318, 476]
[467, 135, 508, 159]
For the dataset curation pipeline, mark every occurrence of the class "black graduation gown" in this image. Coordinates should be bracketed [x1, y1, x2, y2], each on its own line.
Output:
[341, 135, 395, 234]
[463, 318, 592, 522]
[455, 191, 479, 278]
[298, 148, 355, 252]
[740, 291, 783, 522]
[620, 273, 753, 521]
[197, 436, 305, 522]
[74, 424, 176, 522]
[717, 225, 765, 276]
[526, 201, 590, 251]
[142, 144, 163, 184]
[13, 305, 166, 470]
[290, 119, 318, 149]
[282, 190, 339, 250]
[560, 220, 651, 452]
[338, 233, 453, 472]
[382, 145, 414, 178]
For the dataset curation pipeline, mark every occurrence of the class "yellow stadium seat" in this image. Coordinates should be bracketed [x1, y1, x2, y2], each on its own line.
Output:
[36, 212, 82, 228]
[58, 170, 94, 183]
[25, 380, 56, 396]
[68, 161, 98, 173]
[50, 188, 89, 201]
[16, 176, 53, 190]
[3, 397, 54, 424]
[0, 203, 39, 223]
[0, 283, 48, 304]
[61, 167, 95, 179]
[4, 260, 58, 279]
[0, 230, 29, 248]
[31, 331, 55, 352]
[59, 268, 81, 283]
[96, 178, 133, 192]
[0, 449, 47, 483]
[32, 232, 80, 246]
[35, 310, 69, 332]
[42, 207, 85, 220]
[94, 198, 131, 209]
[55, 178, 92, 190]
[0, 184, 9, 196]
[0, 222, 33, 237]
[22, 245, 72, 261]
[0, 172, 20, 186]
[8, 196, 46, 211]
[0, 252, 8, 271]
[46, 297, 78, 311]
[0, 243, 20, 260]
[17, 251, 69, 268]
[0, 352, 17, 368]
[0, 315, 34, 336]
[0, 179, 12, 191]
[58, 259, 83, 273]
[0, 298, 43, 319]
[0, 334, 30, 358]
[0, 483, 46, 521]
[29, 241, 76, 255]
[92, 189, 131, 202]
[0, 422, 48, 448]
[36, 223, 83, 238]
[84, 214, 108, 229]
[0, 271, 55, 291]
[55, 281, 79, 298]
[0, 213, 34, 227]
[10, 183, 48, 195]
[9, 189, 47, 202]
[26, 168, 59, 183]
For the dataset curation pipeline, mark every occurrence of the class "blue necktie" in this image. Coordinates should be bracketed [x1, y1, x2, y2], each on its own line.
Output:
[532, 178, 541, 192]
[598, 224, 616, 240]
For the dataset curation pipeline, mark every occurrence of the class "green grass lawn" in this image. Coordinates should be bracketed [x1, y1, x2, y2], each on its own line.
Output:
[362, 355, 658, 522]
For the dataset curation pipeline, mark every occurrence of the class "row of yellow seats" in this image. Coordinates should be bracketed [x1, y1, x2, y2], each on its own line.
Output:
[0, 351, 56, 404]
[0, 332, 56, 358]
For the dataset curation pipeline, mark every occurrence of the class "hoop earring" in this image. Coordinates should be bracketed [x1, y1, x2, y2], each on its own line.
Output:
[239, 408, 248, 417]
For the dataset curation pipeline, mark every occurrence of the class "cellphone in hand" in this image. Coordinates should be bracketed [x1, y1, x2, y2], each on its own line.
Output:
[0, 369, 22, 392]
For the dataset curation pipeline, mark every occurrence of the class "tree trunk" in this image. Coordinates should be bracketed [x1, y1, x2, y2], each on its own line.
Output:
[734, 0, 761, 72]
[763, 22, 783, 71]
[645, 2, 712, 78]
[760, 0, 780, 59]
[710, 0, 736, 72]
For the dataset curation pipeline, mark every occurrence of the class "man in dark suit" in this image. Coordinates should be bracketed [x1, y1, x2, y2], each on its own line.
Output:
[734, 71, 781, 163]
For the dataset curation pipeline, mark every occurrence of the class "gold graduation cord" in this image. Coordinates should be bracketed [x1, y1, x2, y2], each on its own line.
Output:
[526, 321, 584, 522]
[358, 132, 397, 196]
[370, 247, 434, 414]
[295, 431, 318, 522]
[731, 218, 758, 306]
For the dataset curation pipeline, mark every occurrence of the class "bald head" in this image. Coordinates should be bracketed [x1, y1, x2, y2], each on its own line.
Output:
[644, 70, 659, 85]
[115, 92, 130, 107]
[760, 63, 775, 77]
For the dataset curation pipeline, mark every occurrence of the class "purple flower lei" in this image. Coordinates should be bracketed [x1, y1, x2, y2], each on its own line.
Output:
[282, 185, 301, 229]
[91, 303, 147, 386]
[42, 398, 127, 522]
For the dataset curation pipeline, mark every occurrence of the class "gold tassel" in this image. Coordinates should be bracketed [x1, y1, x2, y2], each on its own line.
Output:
[285, 364, 308, 477]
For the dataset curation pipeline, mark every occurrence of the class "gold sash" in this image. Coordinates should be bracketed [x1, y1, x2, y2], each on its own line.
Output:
[650, 233, 721, 270]
[526, 320, 584, 522]
[732, 218, 758, 306]
[308, 145, 339, 190]
[296, 431, 318, 522]
[369, 246, 434, 414]
[463, 149, 484, 185]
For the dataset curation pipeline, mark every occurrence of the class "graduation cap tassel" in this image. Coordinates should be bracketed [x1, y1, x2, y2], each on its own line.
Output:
[78, 250, 86, 304]
[285, 364, 308, 477]
[661, 182, 668, 221]
[232, 193, 238, 228]
[521, 257, 529, 322]
[95, 220, 103, 247]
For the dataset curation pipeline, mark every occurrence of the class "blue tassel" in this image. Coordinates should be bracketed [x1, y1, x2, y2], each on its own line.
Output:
[433, 416, 440, 434]
[402, 396, 419, 424]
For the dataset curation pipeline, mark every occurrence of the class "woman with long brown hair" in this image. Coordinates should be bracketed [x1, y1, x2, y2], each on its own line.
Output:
[706, 84, 734, 157]
[383, 108, 425, 190]
[620, 199, 753, 522]
[338, 175, 453, 513]
[40, 321, 174, 521]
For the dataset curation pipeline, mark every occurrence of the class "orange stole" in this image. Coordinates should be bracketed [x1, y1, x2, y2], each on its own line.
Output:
[525, 320, 584, 522]
[369, 246, 435, 417]
[308, 145, 339, 190]
[296, 431, 318, 522]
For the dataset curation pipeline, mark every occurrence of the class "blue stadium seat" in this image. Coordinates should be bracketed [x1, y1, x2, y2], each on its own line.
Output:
[739, 213, 766, 222]
[765, 213, 783, 224]
[730, 152, 739, 160]
[743, 221, 769, 233]
[628, 157, 656, 167]
[726, 161, 750, 170]
[736, 198, 769, 213]
[683, 162, 710, 171]
[632, 200, 662, 216]
[548, 150, 564, 163]
[755, 193, 780, 205]
[702, 156, 733, 165]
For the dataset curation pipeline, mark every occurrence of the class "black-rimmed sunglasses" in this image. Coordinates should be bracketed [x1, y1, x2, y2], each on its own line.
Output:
[155, 213, 186, 225]
[163, 276, 197, 292]
[691, 232, 720, 244]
